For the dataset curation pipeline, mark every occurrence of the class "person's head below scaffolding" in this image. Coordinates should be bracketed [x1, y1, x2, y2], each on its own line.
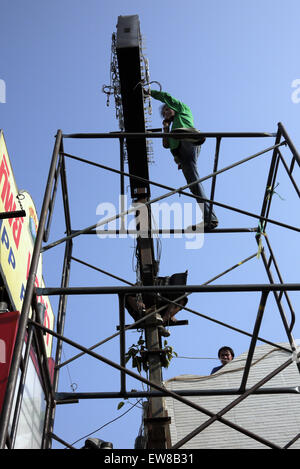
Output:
[210, 346, 235, 375]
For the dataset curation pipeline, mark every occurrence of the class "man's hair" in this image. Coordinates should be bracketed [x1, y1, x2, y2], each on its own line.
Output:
[218, 346, 234, 359]
[160, 104, 168, 117]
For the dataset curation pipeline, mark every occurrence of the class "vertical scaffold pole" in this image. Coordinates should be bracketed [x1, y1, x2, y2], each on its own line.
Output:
[0, 130, 62, 449]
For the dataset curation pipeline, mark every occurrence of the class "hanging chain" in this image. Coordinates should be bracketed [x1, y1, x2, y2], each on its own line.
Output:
[16, 192, 25, 211]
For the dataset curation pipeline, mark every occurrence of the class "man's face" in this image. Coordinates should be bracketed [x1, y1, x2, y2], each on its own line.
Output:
[162, 106, 175, 122]
[219, 350, 233, 366]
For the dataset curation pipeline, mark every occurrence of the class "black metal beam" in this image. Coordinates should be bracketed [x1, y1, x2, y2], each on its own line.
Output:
[30, 318, 293, 449]
[239, 292, 269, 392]
[116, 15, 165, 448]
[37, 283, 300, 296]
[0, 130, 63, 449]
[278, 122, 300, 167]
[63, 140, 285, 202]
[62, 131, 277, 139]
[0, 210, 26, 219]
[116, 15, 150, 199]
[55, 385, 300, 401]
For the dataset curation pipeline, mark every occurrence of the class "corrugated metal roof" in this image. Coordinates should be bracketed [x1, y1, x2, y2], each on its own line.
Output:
[163, 343, 300, 449]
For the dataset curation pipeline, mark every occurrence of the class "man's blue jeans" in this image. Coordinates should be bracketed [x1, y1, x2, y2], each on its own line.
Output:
[172, 140, 218, 224]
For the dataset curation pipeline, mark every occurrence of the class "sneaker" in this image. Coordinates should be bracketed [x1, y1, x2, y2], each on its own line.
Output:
[158, 325, 171, 337]
[204, 219, 218, 230]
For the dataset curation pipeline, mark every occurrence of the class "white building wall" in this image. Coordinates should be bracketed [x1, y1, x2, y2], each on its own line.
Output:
[164, 344, 300, 449]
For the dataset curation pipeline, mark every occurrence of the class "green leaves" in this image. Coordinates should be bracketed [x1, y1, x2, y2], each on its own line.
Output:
[124, 336, 179, 371]
[124, 336, 148, 373]
[161, 340, 178, 368]
[117, 336, 178, 410]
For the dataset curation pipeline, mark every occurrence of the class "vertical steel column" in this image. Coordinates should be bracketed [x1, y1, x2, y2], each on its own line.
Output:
[119, 294, 126, 393]
[277, 149, 300, 198]
[264, 234, 296, 331]
[208, 137, 221, 223]
[0, 130, 62, 449]
[43, 143, 73, 449]
[239, 291, 269, 392]
[257, 240, 300, 377]
[42, 239, 73, 449]
[278, 122, 300, 167]
[259, 129, 281, 230]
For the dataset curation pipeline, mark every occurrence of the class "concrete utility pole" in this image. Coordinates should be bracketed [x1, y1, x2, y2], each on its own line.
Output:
[116, 15, 171, 448]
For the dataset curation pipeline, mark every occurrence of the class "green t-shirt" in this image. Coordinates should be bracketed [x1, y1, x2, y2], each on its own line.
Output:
[151, 90, 195, 150]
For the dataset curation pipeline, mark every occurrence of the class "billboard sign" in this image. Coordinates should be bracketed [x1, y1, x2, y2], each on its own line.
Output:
[0, 311, 20, 413]
[0, 130, 54, 356]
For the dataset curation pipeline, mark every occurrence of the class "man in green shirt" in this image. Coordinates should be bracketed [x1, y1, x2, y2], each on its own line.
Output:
[149, 89, 218, 229]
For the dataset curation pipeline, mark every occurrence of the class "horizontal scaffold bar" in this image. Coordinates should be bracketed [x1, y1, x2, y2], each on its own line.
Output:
[55, 386, 300, 401]
[62, 131, 277, 139]
[0, 210, 26, 219]
[36, 283, 300, 296]
[83, 227, 258, 235]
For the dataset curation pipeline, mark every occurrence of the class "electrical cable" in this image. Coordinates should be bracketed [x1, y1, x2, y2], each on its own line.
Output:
[175, 356, 218, 360]
[68, 399, 143, 448]
[62, 349, 78, 392]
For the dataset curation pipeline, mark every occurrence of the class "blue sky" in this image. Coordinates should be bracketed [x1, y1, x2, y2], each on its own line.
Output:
[1, 0, 300, 449]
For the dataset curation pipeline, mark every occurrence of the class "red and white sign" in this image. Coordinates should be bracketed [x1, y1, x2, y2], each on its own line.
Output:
[0, 311, 20, 413]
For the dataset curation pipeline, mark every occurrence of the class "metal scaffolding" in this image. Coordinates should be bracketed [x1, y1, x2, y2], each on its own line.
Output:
[0, 120, 299, 449]
[1, 15, 300, 449]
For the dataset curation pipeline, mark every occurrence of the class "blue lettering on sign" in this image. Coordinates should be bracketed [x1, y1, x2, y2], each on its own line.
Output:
[20, 283, 25, 301]
[0, 220, 16, 270]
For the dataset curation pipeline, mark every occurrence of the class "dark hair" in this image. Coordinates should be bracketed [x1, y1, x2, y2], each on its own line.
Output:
[160, 104, 168, 117]
[218, 346, 234, 359]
